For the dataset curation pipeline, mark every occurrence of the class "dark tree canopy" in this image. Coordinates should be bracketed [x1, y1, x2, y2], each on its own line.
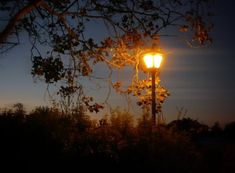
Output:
[0, 0, 214, 113]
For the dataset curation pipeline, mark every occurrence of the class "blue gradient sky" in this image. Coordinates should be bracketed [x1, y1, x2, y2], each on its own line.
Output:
[0, 1, 234, 126]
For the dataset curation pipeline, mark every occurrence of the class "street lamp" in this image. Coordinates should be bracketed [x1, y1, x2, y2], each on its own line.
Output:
[143, 52, 163, 125]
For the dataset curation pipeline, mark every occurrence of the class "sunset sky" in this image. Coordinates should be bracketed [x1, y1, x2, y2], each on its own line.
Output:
[0, 1, 234, 126]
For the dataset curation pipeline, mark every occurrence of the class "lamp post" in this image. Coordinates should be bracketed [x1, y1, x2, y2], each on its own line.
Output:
[143, 53, 163, 126]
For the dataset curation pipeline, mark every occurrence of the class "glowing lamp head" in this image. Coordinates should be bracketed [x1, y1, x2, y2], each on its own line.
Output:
[143, 53, 163, 69]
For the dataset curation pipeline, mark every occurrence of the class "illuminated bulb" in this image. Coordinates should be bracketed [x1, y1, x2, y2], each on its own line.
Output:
[144, 53, 163, 68]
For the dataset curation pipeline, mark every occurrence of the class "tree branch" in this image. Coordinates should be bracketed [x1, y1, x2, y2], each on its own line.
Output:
[40, 1, 78, 38]
[0, 0, 44, 44]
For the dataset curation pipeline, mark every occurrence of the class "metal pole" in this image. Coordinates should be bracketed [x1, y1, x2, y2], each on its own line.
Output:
[151, 70, 156, 126]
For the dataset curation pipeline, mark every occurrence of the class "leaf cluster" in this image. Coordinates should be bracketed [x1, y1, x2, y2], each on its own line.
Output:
[0, 0, 214, 113]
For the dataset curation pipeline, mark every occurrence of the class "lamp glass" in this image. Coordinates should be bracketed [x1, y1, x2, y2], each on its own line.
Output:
[144, 53, 163, 68]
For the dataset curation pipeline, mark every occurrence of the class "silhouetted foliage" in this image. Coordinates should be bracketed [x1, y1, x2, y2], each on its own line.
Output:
[1, 104, 235, 172]
[210, 121, 223, 137]
[224, 121, 235, 140]
[167, 117, 209, 140]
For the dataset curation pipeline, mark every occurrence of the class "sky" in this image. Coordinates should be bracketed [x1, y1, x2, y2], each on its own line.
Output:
[0, 1, 235, 126]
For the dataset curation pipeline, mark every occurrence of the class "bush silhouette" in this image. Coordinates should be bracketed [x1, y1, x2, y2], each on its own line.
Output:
[1, 105, 235, 172]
